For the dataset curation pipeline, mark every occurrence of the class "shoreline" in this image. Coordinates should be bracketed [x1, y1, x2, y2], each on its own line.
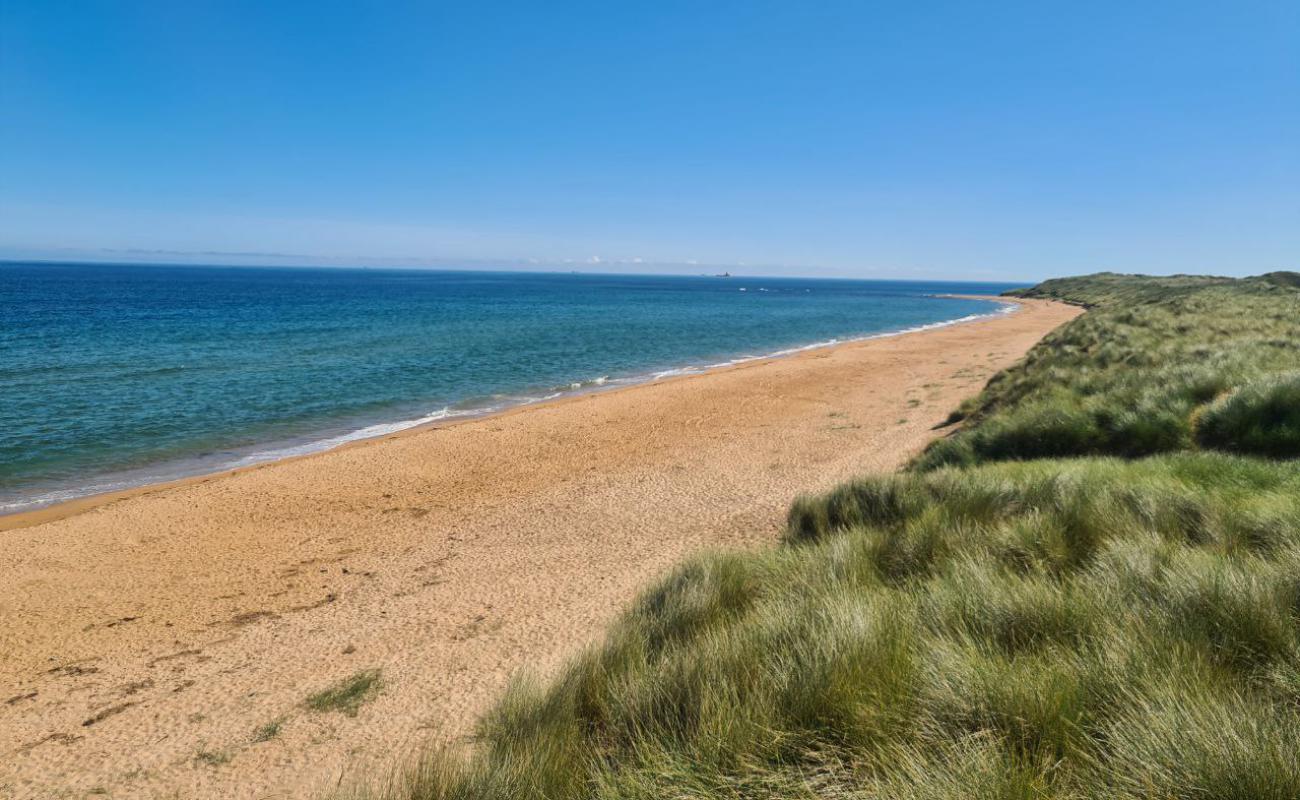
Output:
[0, 295, 1017, 532]
[0, 297, 1078, 800]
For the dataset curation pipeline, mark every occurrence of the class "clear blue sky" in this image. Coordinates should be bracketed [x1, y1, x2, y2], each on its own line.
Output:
[1, 1, 1296, 280]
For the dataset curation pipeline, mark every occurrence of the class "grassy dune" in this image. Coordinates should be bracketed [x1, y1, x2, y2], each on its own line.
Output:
[379, 273, 1300, 800]
[922, 272, 1300, 466]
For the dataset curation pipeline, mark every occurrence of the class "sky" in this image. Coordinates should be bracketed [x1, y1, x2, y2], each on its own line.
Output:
[1, 1, 1297, 280]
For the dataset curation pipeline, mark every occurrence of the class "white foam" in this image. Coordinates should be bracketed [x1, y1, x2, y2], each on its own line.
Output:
[0, 481, 145, 512]
[226, 406, 474, 468]
[567, 375, 611, 390]
[652, 366, 701, 380]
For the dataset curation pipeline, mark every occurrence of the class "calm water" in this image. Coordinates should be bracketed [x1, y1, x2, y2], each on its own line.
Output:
[0, 262, 1020, 511]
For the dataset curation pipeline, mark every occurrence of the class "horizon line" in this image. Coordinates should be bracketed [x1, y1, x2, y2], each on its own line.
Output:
[0, 254, 1043, 285]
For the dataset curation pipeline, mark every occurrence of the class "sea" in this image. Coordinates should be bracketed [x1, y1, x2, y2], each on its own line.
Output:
[0, 262, 1022, 513]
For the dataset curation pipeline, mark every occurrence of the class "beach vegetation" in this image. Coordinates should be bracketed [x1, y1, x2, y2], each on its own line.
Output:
[253, 717, 285, 742]
[913, 272, 1300, 469]
[1195, 372, 1300, 459]
[306, 669, 382, 717]
[368, 273, 1300, 799]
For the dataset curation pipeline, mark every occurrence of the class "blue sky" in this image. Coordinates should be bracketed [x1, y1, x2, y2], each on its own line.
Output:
[1, 1, 1296, 280]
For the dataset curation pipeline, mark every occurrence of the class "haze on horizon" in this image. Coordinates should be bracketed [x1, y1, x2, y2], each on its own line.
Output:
[1, 1, 1296, 281]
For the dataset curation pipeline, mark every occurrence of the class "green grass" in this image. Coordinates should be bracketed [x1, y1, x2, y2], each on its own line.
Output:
[1196, 372, 1300, 459]
[913, 272, 1300, 469]
[306, 669, 382, 717]
[253, 717, 285, 742]
[367, 273, 1300, 800]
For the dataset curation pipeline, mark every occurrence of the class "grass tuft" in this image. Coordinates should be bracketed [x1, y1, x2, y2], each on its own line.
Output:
[306, 669, 382, 717]
[1195, 372, 1300, 458]
[252, 717, 284, 742]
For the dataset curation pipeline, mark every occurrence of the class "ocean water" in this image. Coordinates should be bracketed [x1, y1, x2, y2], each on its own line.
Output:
[0, 262, 1020, 512]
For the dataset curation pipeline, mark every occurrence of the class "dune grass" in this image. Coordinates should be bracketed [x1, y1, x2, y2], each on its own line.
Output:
[369, 273, 1300, 799]
[914, 272, 1300, 469]
[306, 669, 382, 717]
[1196, 372, 1300, 459]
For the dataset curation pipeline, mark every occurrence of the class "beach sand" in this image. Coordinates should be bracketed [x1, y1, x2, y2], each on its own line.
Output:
[0, 298, 1080, 799]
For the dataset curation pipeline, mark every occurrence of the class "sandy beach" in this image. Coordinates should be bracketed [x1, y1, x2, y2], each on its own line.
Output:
[0, 298, 1079, 800]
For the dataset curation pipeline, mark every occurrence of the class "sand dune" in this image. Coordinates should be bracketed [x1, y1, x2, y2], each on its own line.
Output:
[0, 298, 1079, 799]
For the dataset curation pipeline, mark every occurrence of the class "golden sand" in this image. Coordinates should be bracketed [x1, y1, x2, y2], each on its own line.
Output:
[0, 298, 1079, 799]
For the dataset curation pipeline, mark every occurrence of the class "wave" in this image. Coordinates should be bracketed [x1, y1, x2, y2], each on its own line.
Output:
[562, 376, 610, 391]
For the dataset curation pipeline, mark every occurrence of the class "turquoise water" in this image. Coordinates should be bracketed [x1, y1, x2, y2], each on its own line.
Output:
[0, 262, 1019, 512]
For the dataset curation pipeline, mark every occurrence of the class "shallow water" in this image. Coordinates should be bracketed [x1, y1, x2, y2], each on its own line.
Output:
[0, 262, 1018, 511]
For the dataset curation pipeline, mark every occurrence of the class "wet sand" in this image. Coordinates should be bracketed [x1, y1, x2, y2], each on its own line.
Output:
[0, 298, 1080, 799]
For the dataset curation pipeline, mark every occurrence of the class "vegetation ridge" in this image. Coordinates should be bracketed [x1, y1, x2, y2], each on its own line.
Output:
[371, 272, 1300, 800]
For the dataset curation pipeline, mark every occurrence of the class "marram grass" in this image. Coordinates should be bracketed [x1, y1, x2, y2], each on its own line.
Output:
[915, 271, 1300, 468]
[362, 273, 1300, 800]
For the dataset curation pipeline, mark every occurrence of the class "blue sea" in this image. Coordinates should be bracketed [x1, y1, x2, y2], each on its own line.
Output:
[0, 262, 1021, 512]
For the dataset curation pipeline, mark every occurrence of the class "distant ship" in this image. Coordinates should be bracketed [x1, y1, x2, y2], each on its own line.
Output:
[715, 271, 731, 277]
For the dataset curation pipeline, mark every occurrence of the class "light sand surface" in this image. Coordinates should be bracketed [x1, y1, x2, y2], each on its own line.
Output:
[0, 298, 1079, 800]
